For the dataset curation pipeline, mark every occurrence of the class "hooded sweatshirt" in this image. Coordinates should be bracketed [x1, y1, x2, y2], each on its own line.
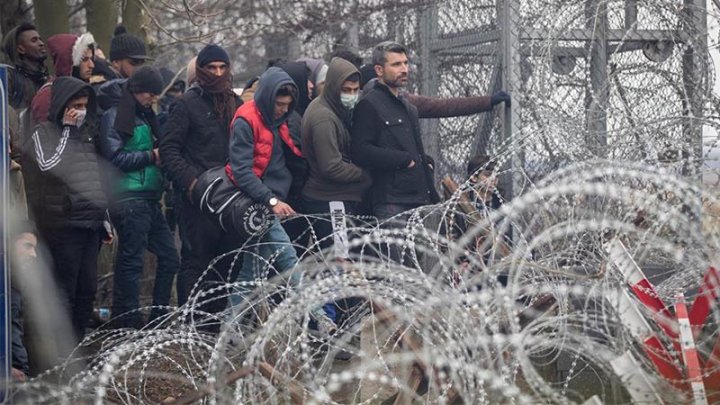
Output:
[301, 57, 370, 202]
[30, 33, 96, 124]
[2, 25, 49, 109]
[229, 67, 298, 204]
[276, 61, 310, 116]
[23, 76, 107, 229]
[297, 58, 328, 94]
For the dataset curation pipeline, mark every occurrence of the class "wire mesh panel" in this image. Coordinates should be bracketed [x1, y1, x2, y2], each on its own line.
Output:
[144, 0, 716, 191]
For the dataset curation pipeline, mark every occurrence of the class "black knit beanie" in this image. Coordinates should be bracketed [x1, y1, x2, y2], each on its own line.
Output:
[109, 30, 148, 61]
[197, 44, 230, 68]
[127, 66, 163, 94]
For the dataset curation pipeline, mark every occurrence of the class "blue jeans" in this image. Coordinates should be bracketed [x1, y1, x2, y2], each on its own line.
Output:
[227, 220, 330, 321]
[111, 199, 179, 328]
[228, 220, 299, 305]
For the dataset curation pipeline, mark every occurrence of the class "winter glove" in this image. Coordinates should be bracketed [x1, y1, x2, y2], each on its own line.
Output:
[490, 91, 511, 107]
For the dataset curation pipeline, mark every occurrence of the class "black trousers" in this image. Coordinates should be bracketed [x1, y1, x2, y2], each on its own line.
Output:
[175, 191, 241, 332]
[41, 227, 100, 342]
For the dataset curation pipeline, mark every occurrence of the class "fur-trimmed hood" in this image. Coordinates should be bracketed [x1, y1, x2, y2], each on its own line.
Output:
[72, 33, 95, 67]
[47, 32, 95, 77]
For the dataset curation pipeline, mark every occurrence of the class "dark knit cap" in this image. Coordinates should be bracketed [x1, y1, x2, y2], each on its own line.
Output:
[197, 44, 230, 67]
[359, 64, 377, 90]
[159, 67, 185, 92]
[109, 32, 148, 61]
[127, 66, 163, 94]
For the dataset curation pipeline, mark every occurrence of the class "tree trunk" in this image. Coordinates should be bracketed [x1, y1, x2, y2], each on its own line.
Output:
[0, 0, 31, 41]
[86, 0, 118, 54]
[34, 0, 69, 39]
[121, 0, 148, 44]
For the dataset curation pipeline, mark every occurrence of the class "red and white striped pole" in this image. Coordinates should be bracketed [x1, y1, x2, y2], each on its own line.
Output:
[610, 288, 685, 387]
[606, 240, 678, 341]
[676, 293, 708, 405]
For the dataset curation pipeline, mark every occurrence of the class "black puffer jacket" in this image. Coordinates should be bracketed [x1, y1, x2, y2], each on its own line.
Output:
[23, 76, 108, 229]
[159, 85, 241, 192]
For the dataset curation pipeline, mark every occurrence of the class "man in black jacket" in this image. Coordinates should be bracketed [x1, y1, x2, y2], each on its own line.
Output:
[159, 44, 241, 312]
[22, 76, 108, 342]
[351, 42, 440, 220]
[99, 67, 178, 328]
[2, 22, 48, 109]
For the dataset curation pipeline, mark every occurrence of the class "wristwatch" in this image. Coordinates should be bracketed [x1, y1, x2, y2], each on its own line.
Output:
[268, 197, 279, 207]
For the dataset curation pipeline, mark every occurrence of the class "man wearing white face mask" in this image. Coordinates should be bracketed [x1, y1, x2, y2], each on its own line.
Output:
[301, 57, 371, 248]
[23, 76, 109, 343]
[299, 57, 370, 336]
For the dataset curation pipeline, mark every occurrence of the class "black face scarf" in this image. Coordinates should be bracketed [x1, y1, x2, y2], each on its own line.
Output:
[114, 83, 161, 140]
[196, 66, 237, 123]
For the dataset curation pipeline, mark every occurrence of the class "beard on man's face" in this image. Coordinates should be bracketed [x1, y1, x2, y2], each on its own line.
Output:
[383, 73, 408, 88]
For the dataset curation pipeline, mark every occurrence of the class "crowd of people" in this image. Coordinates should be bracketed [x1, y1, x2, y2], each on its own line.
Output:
[3, 22, 510, 378]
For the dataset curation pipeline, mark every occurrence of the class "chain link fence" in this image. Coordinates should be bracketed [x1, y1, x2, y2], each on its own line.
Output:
[143, 1, 720, 198]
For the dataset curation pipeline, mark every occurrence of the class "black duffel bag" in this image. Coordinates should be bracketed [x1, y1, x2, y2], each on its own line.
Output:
[191, 166, 271, 239]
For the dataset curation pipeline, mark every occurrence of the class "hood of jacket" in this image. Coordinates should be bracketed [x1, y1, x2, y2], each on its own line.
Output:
[47, 34, 77, 77]
[276, 61, 310, 116]
[254, 67, 297, 128]
[2, 25, 22, 64]
[96, 78, 127, 110]
[322, 57, 360, 127]
[48, 76, 96, 124]
[297, 57, 326, 86]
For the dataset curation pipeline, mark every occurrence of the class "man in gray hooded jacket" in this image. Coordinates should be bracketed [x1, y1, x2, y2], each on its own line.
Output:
[226, 67, 302, 303]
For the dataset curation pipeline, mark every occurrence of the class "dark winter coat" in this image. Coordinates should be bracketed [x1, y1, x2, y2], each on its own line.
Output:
[23, 76, 107, 229]
[159, 85, 241, 193]
[301, 57, 371, 202]
[11, 288, 28, 376]
[351, 82, 440, 207]
[98, 80, 163, 201]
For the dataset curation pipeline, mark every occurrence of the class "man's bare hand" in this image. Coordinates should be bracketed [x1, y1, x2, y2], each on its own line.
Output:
[11, 367, 26, 382]
[407, 160, 416, 168]
[152, 148, 161, 165]
[271, 201, 296, 217]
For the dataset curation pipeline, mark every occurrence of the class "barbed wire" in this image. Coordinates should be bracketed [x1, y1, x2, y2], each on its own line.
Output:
[8, 0, 720, 403]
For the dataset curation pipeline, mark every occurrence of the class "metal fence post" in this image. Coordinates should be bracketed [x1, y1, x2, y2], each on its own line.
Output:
[419, 6, 440, 180]
[501, 0, 523, 200]
[682, 0, 708, 177]
[586, 0, 609, 158]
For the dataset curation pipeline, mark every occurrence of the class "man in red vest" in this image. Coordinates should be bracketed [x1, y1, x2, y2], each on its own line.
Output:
[226, 67, 339, 333]
[226, 67, 302, 297]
